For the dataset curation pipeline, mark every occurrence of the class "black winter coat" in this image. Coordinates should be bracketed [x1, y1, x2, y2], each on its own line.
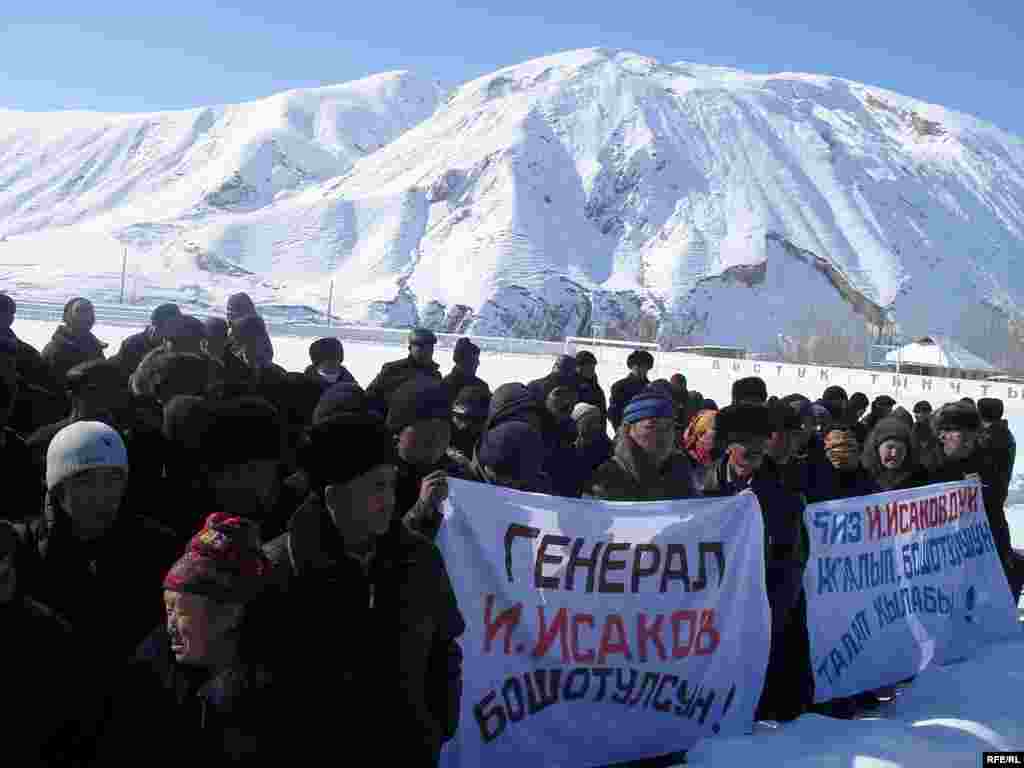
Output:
[701, 457, 810, 722]
[397, 454, 472, 541]
[109, 329, 159, 382]
[302, 363, 357, 391]
[2, 329, 62, 394]
[1, 427, 43, 522]
[15, 495, 180, 663]
[979, 420, 1016, 508]
[540, 413, 585, 498]
[365, 356, 442, 416]
[1, 596, 87, 767]
[40, 325, 106, 385]
[914, 421, 944, 473]
[804, 460, 880, 503]
[441, 368, 489, 404]
[576, 376, 608, 419]
[932, 450, 1012, 573]
[98, 623, 295, 765]
[701, 458, 806, 623]
[264, 495, 465, 765]
[608, 374, 649, 431]
[588, 435, 697, 501]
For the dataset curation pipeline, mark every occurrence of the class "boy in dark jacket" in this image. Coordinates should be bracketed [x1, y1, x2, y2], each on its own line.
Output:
[305, 337, 356, 389]
[442, 337, 489, 403]
[109, 303, 181, 382]
[41, 297, 106, 385]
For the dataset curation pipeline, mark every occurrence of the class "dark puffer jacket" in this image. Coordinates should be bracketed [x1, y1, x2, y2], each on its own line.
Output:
[576, 376, 608, 420]
[441, 367, 490, 404]
[914, 420, 944, 473]
[978, 419, 1017, 511]
[15, 494, 180, 663]
[1, 594, 87, 767]
[365, 356, 442, 417]
[1, 427, 43, 521]
[264, 495, 465, 765]
[109, 329, 159, 382]
[588, 433, 696, 501]
[97, 622, 297, 765]
[932, 449, 1012, 577]
[862, 417, 932, 492]
[804, 460, 880, 503]
[608, 374, 649, 431]
[40, 325, 106, 385]
[701, 457, 810, 722]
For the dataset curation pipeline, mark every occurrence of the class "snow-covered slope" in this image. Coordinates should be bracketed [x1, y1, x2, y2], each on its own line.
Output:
[2, 48, 1023, 351]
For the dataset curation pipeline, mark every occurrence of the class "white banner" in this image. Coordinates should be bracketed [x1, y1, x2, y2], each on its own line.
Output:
[804, 479, 1019, 703]
[436, 479, 771, 768]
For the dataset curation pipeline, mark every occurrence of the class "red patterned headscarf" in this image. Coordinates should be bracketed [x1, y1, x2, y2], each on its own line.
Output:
[163, 513, 269, 604]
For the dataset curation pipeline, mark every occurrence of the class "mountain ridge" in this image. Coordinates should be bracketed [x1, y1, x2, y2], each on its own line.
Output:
[1, 48, 1022, 358]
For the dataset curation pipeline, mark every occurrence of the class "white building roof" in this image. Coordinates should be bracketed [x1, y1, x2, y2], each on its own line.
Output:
[884, 335, 999, 372]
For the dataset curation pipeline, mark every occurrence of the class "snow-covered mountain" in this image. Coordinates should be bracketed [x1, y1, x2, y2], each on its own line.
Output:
[2, 48, 1023, 351]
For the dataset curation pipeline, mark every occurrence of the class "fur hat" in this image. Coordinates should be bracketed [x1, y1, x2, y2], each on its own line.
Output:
[716, 403, 776, 442]
[935, 402, 981, 432]
[309, 337, 343, 366]
[409, 327, 437, 346]
[822, 385, 848, 404]
[301, 418, 397, 488]
[626, 350, 655, 370]
[732, 376, 768, 405]
[453, 337, 480, 364]
[977, 398, 1004, 422]
[150, 303, 181, 328]
[204, 398, 283, 469]
[386, 379, 451, 432]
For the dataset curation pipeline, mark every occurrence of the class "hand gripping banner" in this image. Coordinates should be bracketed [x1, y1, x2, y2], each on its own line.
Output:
[804, 478, 1019, 703]
[437, 480, 771, 768]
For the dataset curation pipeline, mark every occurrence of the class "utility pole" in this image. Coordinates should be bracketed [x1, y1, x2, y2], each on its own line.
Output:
[119, 247, 127, 304]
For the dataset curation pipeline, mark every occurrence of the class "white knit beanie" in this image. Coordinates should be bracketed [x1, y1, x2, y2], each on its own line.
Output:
[46, 421, 129, 490]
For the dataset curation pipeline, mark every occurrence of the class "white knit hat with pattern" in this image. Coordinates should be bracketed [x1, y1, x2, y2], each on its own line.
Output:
[46, 421, 128, 490]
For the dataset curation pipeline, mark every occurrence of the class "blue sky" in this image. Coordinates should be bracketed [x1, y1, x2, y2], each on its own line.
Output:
[3, 2, 1022, 135]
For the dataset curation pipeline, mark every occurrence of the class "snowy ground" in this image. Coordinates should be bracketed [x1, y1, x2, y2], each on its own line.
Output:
[13, 318, 1024, 766]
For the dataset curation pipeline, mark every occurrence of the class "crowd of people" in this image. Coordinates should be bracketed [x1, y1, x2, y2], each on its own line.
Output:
[0, 291, 1019, 766]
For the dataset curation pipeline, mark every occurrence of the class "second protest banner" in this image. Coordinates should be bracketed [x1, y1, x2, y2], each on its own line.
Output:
[804, 478, 1019, 703]
[437, 480, 771, 768]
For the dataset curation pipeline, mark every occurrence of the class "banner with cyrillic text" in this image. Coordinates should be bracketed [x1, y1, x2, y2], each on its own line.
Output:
[436, 479, 771, 768]
[805, 479, 1019, 703]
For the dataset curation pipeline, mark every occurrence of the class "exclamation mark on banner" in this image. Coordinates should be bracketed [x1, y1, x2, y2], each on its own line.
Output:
[711, 684, 737, 734]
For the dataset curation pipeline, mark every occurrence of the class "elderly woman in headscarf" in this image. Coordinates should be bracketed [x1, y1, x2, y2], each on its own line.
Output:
[682, 408, 719, 489]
